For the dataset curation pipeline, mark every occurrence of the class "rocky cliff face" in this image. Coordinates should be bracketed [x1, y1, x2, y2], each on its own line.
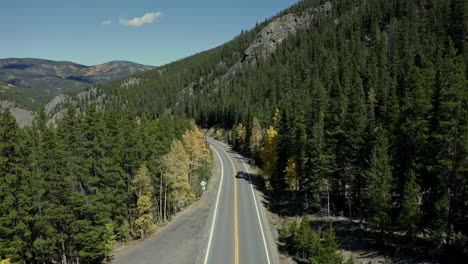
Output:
[175, 2, 332, 106]
[217, 2, 332, 83]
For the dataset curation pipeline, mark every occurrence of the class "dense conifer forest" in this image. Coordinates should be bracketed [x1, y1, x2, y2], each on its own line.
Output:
[0, 105, 211, 263]
[88, 0, 467, 259]
[0, 0, 466, 263]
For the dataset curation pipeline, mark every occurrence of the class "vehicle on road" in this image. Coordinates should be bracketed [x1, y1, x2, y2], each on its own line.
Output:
[236, 171, 245, 178]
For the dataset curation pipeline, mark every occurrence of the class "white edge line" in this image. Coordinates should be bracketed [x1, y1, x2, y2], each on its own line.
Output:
[204, 145, 224, 264]
[242, 159, 272, 264]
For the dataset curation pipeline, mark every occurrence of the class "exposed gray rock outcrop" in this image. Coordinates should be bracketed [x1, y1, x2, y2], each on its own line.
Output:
[0, 100, 34, 128]
[121, 77, 141, 88]
[45, 87, 111, 126]
[217, 2, 332, 83]
[45, 94, 70, 113]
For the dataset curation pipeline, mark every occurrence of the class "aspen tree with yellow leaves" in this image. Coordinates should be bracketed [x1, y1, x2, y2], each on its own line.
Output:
[161, 140, 191, 216]
[261, 126, 279, 191]
[236, 123, 247, 152]
[132, 164, 154, 238]
[261, 109, 280, 191]
[182, 122, 211, 188]
[249, 117, 263, 158]
[284, 158, 299, 191]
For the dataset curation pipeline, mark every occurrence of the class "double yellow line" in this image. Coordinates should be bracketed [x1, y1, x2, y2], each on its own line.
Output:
[211, 141, 239, 264]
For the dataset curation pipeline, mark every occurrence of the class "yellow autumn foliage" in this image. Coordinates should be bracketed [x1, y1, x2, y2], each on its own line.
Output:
[135, 214, 154, 239]
[132, 164, 155, 238]
[236, 123, 247, 148]
[284, 158, 299, 191]
[162, 140, 191, 202]
[214, 129, 224, 139]
[261, 126, 279, 179]
[132, 164, 153, 198]
[183, 122, 211, 176]
[249, 117, 263, 153]
[136, 195, 152, 215]
[272, 108, 281, 128]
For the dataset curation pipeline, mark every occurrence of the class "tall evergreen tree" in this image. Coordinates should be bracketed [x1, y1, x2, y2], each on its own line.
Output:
[400, 169, 421, 242]
[0, 109, 34, 262]
[363, 125, 392, 242]
[305, 113, 328, 209]
[430, 40, 468, 248]
[341, 68, 369, 218]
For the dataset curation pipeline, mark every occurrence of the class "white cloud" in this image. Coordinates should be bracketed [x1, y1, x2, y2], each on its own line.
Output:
[102, 20, 112, 25]
[119, 11, 162, 27]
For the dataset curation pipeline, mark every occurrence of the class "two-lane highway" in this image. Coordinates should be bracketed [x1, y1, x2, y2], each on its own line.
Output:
[198, 139, 277, 264]
[113, 138, 277, 264]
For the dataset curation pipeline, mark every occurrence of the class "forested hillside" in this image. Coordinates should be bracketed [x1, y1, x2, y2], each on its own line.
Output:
[64, 0, 466, 260]
[1, 0, 466, 263]
[231, 0, 466, 261]
[230, 0, 466, 261]
[0, 106, 211, 263]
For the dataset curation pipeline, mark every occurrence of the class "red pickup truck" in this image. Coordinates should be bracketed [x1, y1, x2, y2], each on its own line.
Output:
[235, 171, 245, 178]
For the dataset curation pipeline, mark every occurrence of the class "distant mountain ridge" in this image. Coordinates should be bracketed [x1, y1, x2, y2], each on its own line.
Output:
[0, 58, 155, 110]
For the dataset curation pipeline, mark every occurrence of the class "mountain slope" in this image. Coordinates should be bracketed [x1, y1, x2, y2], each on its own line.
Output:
[48, 1, 328, 120]
[0, 58, 154, 110]
[54, 0, 467, 261]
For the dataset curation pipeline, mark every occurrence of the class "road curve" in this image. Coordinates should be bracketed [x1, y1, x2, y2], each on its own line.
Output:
[197, 139, 278, 264]
[111, 138, 278, 264]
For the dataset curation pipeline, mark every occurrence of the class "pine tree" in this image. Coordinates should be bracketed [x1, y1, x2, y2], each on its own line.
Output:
[305, 113, 328, 209]
[400, 66, 432, 155]
[82, 103, 105, 194]
[291, 217, 318, 260]
[400, 169, 421, 242]
[0, 109, 34, 262]
[57, 104, 85, 195]
[41, 123, 76, 264]
[340, 68, 369, 218]
[28, 105, 52, 262]
[120, 105, 143, 182]
[316, 225, 343, 264]
[364, 125, 392, 241]
[430, 39, 468, 248]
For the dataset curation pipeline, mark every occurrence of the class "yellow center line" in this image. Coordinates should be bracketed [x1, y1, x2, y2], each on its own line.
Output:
[210, 140, 239, 264]
[234, 168, 239, 264]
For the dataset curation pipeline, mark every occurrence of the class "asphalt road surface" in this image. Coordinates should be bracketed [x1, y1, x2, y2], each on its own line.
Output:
[197, 139, 278, 264]
[112, 138, 278, 264]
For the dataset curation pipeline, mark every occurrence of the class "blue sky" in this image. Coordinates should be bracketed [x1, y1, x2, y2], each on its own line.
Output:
[1, 0, 300, 66]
